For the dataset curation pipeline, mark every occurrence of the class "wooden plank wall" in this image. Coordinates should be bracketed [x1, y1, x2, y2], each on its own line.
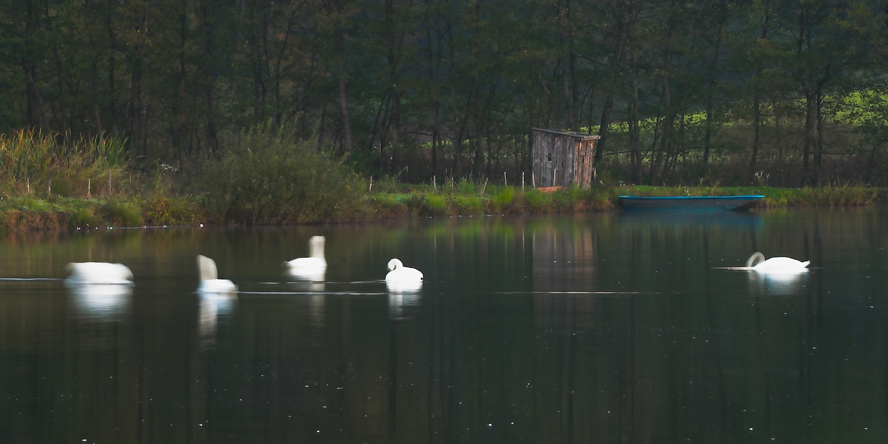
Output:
[532, 129, 597, 187]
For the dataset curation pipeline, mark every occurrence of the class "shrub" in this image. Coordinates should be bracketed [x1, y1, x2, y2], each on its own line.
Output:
[457, 180, 477, 194]
[373, 193, 409, 217]
[452, 194, 483, 214]
[200, 125, 370, 224]
[422, 194, 449, 216]
[523, 190, 550, 212]
[489, 187, 516, 213]
[144, 196, 204, 226]
[69, 206, 99, 228]
[99, 199, 143, 227]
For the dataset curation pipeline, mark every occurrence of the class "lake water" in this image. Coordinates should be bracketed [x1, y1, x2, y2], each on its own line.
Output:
[1, 208, 888, 443]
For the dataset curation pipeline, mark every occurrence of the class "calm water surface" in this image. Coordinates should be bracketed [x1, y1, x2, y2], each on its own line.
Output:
[2, 208, 888, 443]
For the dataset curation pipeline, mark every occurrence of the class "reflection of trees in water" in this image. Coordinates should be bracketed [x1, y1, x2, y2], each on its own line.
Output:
[532, 224, 598, 330]
[5, 212, 888, 442]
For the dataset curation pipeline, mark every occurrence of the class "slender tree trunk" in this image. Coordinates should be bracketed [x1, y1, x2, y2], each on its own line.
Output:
[628, 49, 641, 184]
[749, 3, 770, 181]
[701, 0, 726, 175]
[336, 1, 353, 153]
[177, 0, 188, 155]
[750, 91, 761, 179]
[595, 24, 625, 164]
[200, 0, 218, 153]
[107, 0, 117, 134]
[802, 92, 816, 186]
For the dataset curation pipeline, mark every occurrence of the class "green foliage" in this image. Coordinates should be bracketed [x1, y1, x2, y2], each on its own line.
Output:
[422, 194, 449, 216]
[457, 180, 477, 195]
[452, 195, 483, 215]
[372, 193, 409, 217]
[144, 196, 204, 226]
[489, 186, 516, 213]
[523, 190, 550, 212]
[69, 206, 99, 228]
[200, 125, 370, 224]
[99, 199, 143, 227]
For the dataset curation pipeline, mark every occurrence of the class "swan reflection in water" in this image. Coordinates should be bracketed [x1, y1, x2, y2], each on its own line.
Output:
[388, 291, 421, 318]
[65, 281, 133, 318]
[746, 268, 810, 295]
[198, 292, 236, 347]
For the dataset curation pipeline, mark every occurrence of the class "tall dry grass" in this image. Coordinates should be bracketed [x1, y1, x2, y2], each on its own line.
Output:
[1, 128, 131, 197]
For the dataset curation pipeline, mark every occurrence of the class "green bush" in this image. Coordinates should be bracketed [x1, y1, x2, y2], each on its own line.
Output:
[200, 125, 370, 224]
[99, 199, 143, 227]
[523, 190, 550, 212]
[144, 196, 203, 226]
[423, 194, 449, 216]
[490, 187, 516, 212]
[69, 206, 99, 228]
[457, 180, 477, 194]
[453, 194, 483, 214]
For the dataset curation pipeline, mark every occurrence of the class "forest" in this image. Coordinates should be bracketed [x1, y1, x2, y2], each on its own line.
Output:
[3, 0, 888, 189]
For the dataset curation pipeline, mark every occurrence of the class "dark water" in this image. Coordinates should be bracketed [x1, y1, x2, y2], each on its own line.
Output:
[1, 208, 888, 443]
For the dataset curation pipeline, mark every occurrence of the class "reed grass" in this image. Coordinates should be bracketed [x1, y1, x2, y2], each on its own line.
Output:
[1, 128, 131, 198]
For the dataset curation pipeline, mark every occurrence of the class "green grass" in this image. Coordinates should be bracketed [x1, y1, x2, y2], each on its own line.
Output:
[2, 184, 884, 232]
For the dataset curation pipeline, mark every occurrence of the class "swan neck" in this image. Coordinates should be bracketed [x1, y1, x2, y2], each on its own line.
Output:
[746, 252, 765, 268]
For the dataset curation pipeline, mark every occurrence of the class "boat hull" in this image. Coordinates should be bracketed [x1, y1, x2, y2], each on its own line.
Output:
[618, 195, 764, 212]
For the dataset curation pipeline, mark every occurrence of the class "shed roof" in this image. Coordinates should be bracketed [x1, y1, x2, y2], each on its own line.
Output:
[532, 128, 600, 141]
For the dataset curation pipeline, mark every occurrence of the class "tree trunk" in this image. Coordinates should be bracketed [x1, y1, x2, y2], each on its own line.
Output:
[701, 0, 726, 176]
[200, 0, 219, 153]
[595, 23, 625, 165]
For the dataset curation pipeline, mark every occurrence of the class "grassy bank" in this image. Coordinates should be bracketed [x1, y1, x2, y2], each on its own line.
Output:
[2, 126, 885, 232]
[2, 184, 884, 232]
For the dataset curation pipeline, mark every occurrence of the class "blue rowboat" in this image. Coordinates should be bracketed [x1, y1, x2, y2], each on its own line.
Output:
[617, 195, 764, 211]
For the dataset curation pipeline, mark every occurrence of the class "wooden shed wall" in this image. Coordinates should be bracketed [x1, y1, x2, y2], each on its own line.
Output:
[532, 129, 598, 187]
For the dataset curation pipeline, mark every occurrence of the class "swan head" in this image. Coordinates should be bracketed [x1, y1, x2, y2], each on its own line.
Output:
[387, 258, 403, 271]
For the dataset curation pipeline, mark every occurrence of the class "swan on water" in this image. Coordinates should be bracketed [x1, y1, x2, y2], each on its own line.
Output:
[197, 255, 237, 294]
[283, 236, 327, 281]
[745, 252, 810, 272]
[66, 262, 134, 285]
[385, 258, 423, 292]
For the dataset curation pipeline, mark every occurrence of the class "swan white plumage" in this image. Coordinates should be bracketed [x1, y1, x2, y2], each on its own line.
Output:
[283, 236, 327, 281]
[197, 255, 237, 294]
[385, 258, 423, 292]
[66, 262, 133, 285]
[745, 252, 810, 272]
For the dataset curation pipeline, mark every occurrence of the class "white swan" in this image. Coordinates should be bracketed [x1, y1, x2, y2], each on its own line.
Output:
[66, 262, 133, 285]
[283, 236, 327, 281]
[745, 252, 810, 272]
[197, 255, 237, 294]
[385, 258, 423, 292]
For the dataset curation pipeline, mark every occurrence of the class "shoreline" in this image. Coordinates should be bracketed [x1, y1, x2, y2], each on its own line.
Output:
[1, 185, 884, 233]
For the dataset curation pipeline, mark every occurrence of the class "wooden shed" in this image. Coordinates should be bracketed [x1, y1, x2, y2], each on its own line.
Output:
[531, 128, 599, 188]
